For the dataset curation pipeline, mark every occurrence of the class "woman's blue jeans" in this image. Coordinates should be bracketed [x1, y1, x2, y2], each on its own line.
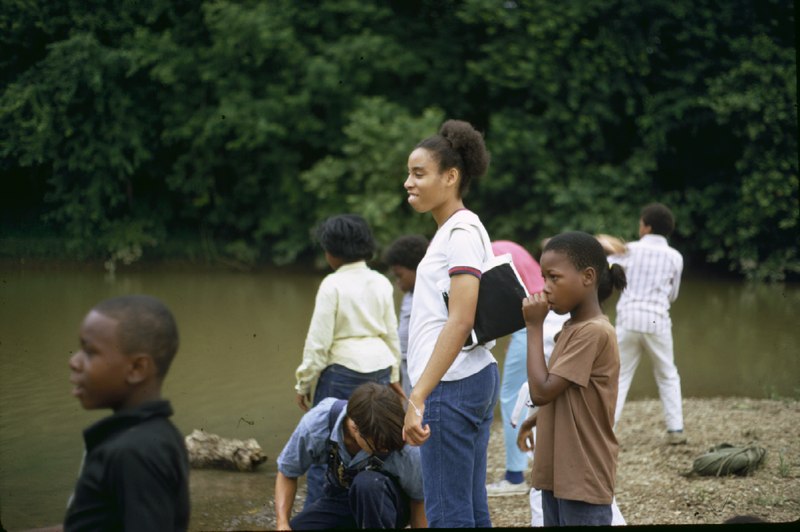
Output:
[420, 362, 499, 528]
[304, 363, 391, 509]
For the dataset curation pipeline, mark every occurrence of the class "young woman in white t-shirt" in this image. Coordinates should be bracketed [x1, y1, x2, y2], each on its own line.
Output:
[402, 119, 500, 528]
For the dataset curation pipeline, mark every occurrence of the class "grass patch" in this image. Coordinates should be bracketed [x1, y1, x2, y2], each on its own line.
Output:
[778, 450, 791, 478]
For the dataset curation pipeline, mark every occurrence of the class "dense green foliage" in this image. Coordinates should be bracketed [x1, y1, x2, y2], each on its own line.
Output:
[1, 0, 797, 280]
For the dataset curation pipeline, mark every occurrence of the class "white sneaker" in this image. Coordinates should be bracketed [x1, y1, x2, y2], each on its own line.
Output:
[486, 479, 529, 497]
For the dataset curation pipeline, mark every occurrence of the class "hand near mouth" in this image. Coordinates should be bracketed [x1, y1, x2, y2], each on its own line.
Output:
[522, 292, 550, 326]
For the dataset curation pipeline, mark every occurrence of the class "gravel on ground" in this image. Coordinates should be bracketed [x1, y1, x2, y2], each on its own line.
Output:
[487, 397, 800, 527]
[191, 397, 800, 529]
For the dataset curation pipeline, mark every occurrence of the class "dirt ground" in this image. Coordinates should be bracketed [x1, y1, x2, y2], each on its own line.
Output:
[192, 397, 799, 529]
[487, 397, 800, 527]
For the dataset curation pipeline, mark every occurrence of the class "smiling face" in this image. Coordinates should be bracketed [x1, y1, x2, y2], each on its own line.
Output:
[404, 147, 459, 222]
[69, 310, 133, 411]
[540, 249, 591, 316]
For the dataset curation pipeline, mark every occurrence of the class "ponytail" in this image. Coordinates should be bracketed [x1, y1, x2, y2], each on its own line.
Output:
[416, 119, 490, 196]
[598, 262, 627, 303]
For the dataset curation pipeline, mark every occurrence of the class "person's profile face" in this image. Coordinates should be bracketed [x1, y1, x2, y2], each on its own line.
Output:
[404, 148, 452, 214]
[540, 250, 588, 315]
[390, 265, 416, 293]
[69, 311, 132, 411]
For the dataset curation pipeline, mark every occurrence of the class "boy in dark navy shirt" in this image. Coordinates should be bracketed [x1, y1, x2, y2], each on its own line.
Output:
[64, 295, 189, 531]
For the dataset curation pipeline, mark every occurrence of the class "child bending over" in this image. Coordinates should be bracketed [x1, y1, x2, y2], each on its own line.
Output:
[275, 383, 426, 530]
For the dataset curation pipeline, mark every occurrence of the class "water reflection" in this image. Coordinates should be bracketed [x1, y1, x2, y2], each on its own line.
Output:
[0, 266, 797, 529]
[668, 277, 800, 400]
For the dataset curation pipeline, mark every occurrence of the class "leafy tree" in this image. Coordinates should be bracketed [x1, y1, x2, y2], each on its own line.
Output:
[3, 26, 164, 260]
[461, 0, 797, 280]
[301, 97, 444, 249]
[1, 0, 796, 280]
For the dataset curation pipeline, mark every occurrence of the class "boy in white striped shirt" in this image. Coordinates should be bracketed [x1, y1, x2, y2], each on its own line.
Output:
[609, 203, 687, 445]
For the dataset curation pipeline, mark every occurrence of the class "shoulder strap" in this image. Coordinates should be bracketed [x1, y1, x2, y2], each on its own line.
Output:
[327, 399, 348, 435]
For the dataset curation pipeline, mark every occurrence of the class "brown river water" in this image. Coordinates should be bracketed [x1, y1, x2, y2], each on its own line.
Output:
[1, 265, 798, 529]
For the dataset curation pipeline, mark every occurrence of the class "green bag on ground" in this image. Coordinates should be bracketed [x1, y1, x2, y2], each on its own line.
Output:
[692, 443, 767, 477]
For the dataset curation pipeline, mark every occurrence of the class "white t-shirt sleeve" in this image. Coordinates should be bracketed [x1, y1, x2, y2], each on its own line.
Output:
[446, 224, 486, 277]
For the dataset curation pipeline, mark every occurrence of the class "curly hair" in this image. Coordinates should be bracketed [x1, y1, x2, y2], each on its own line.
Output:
[544, 231, 627, 303]
[382, 234, 429, 271]
[93, 295, 179, 378]
[416, 119, 490, 196]
[346, 383, 405, 453]
[315, 214, 375, 262]
[641, 203, 675, 237]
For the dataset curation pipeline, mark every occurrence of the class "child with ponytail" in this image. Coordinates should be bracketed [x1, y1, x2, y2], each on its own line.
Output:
[520, 231, 627, 526]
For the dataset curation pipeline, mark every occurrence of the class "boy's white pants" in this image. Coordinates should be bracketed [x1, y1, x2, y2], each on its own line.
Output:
[614, 326, 684, 432]
[529, 488, 626, 526]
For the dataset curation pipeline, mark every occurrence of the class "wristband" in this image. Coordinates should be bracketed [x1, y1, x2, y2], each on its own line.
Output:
[407, 398, 423, 417]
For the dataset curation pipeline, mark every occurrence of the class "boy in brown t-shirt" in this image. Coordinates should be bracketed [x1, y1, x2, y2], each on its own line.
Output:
[520, 231, 627, 526]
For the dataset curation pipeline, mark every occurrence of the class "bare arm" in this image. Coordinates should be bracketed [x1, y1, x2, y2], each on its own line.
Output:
[275, 471, 298, 530]
[403, 274, 479, 445]
[409, 499, 428, 528]
[516, 410, 538, 452]
[522, 294, 570, 405]
[295, 393, 311, 412]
